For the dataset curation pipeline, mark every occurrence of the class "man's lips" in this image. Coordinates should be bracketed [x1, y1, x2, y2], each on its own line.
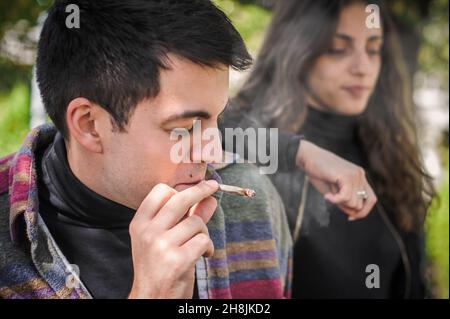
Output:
[174, 180, 204, 191]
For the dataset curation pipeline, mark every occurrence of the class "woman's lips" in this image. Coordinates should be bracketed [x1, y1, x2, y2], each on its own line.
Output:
[342, 86, 370, 99]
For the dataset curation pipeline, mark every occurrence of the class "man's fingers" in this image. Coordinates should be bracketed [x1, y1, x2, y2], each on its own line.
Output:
[155, 180, 219, 229]
[182, 233, 215, 259]
[188, 196, 217, 224]
[134, 183, 177, 223]
[166, 215, 210, 246]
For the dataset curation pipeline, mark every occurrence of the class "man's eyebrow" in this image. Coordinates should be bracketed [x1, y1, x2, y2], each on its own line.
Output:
[161, 110, 211, 125]
[162, 100, 230, 126]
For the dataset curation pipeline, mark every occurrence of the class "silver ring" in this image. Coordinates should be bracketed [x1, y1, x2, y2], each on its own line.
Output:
[356, 190, 369, 200]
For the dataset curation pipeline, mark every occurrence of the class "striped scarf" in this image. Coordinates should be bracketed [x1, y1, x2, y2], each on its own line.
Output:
[0, 124, 292, 299]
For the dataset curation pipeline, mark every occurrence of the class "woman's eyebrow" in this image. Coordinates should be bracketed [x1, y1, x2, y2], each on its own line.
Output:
[333, 34, 383, 43]
[367, 35, 383, 42]
[334, 33, 354, 42]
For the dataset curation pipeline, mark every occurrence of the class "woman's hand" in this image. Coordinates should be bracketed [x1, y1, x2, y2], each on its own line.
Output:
[296, 140, 377, 221]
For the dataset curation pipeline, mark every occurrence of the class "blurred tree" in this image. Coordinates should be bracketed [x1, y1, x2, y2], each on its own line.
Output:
[0, 0, 49, 40]
[0, 0, 51, 93]
[417, 0, 449, 89]
[213, 0, 271, 53]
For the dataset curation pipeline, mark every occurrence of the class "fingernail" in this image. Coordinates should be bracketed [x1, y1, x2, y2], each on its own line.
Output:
[205, 180, 218, 188]
[348, 216, 356, 222]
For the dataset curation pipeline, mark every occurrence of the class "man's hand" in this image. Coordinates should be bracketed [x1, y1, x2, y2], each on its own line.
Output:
[296, 140, 377, 221]
[127, 180, 219, 299]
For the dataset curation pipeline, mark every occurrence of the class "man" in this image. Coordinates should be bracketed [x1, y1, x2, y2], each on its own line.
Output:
[0, 0, 375, 299]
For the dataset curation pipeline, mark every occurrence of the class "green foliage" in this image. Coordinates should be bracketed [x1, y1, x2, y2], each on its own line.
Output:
[213, 0, 271, 53]
[0, 0, 51, 94]
[0, 84, 30, 156]
[0, 57, 32, 93]
[426, 150, 449, 299]
[419, 0, 449, 89]
[0, 0, 49, 39]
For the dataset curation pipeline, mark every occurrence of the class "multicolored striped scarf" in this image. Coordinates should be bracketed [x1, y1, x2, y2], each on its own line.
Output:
[0, 124, 292, 299]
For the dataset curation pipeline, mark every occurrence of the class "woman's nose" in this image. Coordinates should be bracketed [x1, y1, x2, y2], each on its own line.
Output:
[350, 50, 372, 76]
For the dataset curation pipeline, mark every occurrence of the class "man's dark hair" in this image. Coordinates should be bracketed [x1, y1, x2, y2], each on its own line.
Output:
[36, 0, 252, 139]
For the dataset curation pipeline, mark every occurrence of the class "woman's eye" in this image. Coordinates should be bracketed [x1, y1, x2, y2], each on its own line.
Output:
[327, 48, 348, 55]
[367, 49, 382, 56]
[367, 43, 383, 56]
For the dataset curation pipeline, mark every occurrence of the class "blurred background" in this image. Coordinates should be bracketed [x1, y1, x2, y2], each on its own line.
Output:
[0, 0, 448, 298]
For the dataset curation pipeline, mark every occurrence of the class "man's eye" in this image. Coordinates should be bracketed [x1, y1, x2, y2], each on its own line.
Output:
[170, 128, 188, 135]
[170, 127, 193, 134]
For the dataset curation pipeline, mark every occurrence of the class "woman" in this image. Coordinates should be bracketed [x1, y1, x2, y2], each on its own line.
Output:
[221, 0, 435, 298]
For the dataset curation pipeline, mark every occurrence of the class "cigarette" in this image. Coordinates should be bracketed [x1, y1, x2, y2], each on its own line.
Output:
[218, 184, 256, 198]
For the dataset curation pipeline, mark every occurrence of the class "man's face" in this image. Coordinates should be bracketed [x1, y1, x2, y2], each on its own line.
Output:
[97, 54, 228, 209]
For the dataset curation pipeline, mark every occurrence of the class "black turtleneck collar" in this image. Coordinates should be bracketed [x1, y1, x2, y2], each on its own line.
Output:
[302, 106, 361, 141]
[37, 133, 136, 298]
[300, 106, 366, 167]
[40, 133, 135, 228]
[37, 133, 200, 299]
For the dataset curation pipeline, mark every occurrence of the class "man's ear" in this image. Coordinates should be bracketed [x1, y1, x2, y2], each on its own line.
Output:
[66, 98, 104, 153]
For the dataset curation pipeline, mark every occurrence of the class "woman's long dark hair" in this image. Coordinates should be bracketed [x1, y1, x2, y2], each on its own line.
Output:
[231, 0, 435, 233]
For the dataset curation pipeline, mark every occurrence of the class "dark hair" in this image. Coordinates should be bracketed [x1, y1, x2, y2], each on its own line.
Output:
[232, 0, 435, 233]
[36, 0, 252, 139]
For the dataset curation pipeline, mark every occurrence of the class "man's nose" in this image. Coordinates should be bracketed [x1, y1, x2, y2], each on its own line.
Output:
[190, 126, 223, 164]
